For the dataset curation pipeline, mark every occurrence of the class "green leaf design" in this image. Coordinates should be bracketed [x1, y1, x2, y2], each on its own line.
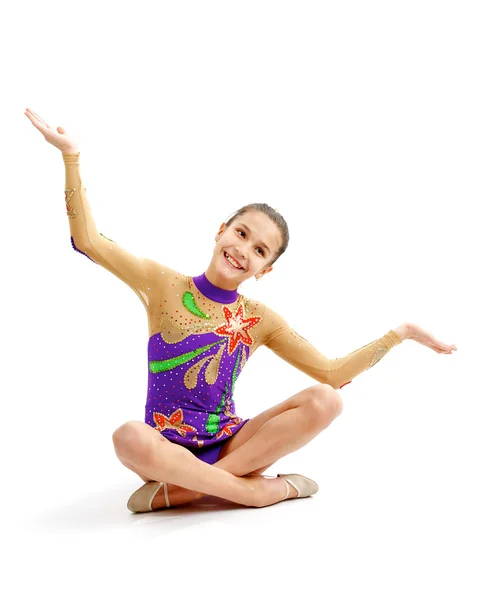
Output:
[149, 339, 225, 373]
[206, 382, 228, 433]
[182, 291, 211, 319]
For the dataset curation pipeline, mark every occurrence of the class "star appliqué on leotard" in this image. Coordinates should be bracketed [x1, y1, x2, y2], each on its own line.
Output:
[214, 303, 261, 354]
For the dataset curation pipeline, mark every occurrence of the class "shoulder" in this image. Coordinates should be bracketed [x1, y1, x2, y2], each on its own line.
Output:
[142, 258, 183, 281]
[240, 293, 265, 317]
[239, 294, 281, 321]
[140, 259, 189, 298]
[242, 296, 289, 330]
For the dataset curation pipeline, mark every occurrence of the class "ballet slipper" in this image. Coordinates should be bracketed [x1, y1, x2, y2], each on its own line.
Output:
[277, 473, 319, 500]
[127, 481, 170, 513]
[248, 472, 319, 501]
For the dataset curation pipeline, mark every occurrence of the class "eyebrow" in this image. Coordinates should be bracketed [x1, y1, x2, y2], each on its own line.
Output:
[236, 222, 271, 254]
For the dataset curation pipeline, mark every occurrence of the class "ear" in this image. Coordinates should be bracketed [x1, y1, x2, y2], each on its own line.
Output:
[215, 222, 227, 243]
[255, 265, 273, 280]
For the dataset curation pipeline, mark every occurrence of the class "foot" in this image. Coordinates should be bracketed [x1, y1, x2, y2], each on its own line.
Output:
[246, 474, 299, 507]
[279, 476, 299, 502]
[151, 483, 204, 510]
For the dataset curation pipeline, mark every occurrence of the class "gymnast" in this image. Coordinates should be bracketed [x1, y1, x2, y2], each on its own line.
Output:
[25, 107, 457, 513]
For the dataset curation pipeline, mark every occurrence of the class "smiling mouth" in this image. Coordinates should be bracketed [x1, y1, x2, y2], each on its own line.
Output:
[223, 251, 244, 270]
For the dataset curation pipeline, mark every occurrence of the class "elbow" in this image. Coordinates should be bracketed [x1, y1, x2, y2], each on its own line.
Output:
[324, 376, 351, 390]
[70, 236, 97, 264]
[319, 377, 341, 390]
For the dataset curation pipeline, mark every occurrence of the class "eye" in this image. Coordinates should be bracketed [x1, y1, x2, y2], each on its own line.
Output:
[236, 229, 265, 257]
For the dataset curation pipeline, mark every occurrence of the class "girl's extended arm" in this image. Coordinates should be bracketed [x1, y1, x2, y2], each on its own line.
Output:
[260, 304, 404, 390]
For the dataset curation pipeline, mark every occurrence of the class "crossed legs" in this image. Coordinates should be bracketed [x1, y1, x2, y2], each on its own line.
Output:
[112, 383, 343, 508]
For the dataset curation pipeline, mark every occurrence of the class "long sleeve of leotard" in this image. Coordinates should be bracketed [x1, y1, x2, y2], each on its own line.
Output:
[260, 304, 403, 390]
[62, 151, 157, 309]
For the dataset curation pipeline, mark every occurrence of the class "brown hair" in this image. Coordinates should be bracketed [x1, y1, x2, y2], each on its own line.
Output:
[224, 203, 289, 267]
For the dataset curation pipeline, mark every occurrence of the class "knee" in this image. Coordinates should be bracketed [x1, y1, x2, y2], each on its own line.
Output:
[306, 384, 343, 425]
[112, 421, 153, 462]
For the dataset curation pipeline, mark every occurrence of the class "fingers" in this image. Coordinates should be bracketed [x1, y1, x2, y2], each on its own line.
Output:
[26, 107, 50, 127]
[24, 109, 43, 131]
[25, 112, 43, 132]
[440, 342, 457, 352]
[25, 107, 51, 130]
[430, 333, 457, 353]
[437, 344, 457, 353]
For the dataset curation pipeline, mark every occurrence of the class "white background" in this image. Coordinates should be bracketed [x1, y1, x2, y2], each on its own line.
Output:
[1, 1, 487, 598]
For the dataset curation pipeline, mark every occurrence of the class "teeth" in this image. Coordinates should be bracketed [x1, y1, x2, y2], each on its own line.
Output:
[224, 251, 242, 269]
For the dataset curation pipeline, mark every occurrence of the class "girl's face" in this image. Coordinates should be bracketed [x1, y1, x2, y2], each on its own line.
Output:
[207, 210, 282, 290]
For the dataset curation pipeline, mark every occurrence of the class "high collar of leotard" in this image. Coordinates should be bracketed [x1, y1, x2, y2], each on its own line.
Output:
[192, 272, 239, 304]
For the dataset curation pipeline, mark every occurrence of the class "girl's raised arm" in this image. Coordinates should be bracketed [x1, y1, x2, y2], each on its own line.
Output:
[25, 108, 161, 310]
[62, 151, 159, 310]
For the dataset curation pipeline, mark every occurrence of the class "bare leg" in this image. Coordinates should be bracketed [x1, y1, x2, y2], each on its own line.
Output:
[114, 425, 266, 507]
[114, 384, 343, 508]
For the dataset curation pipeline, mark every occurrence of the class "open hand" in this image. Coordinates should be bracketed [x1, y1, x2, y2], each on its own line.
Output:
[24, 107, 80, 153]
[406, 323, 457, 354]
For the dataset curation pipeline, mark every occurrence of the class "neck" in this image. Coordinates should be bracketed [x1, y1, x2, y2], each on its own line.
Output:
[204, 266, 240, 291]
[192, 270, 239, 304]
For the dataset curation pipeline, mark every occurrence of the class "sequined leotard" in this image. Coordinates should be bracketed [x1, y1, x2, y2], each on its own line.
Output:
[62, 152, 403, 464]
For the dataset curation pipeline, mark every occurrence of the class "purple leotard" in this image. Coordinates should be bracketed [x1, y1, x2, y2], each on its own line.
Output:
[144, 273, 250, 464]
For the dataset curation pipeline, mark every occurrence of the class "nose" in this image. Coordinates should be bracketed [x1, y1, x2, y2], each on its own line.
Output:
[234, 247, 246, 260]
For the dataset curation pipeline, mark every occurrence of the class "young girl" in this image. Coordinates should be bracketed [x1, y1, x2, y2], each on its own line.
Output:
[25, 107, 457, 513]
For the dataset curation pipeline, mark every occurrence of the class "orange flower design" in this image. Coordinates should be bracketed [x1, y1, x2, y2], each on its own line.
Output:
[153, 408, 198, 438]
[216, 418, 242, 440]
